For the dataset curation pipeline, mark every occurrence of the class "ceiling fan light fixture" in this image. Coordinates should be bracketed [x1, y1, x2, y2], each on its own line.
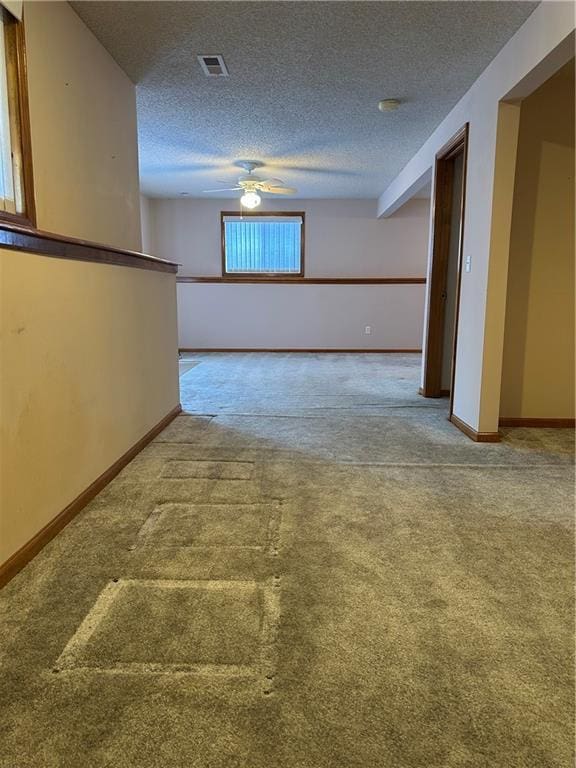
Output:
[203, 162, 296, 200]
[240, 190, 261, 209]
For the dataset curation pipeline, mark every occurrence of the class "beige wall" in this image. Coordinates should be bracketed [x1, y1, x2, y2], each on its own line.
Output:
[140, 195, 153, 254]
[500, 63, 575, 419]
[25, 1, 142, 250]
[148, 197, 430, 349]
[149, 197, 429, 278]
[177, 282, 426, 350]
[0, 250, 179, 564]
[0, 6, 180, 568]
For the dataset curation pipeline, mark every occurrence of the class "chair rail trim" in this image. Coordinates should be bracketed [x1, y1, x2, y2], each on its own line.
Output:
[0, 222, 179, 273]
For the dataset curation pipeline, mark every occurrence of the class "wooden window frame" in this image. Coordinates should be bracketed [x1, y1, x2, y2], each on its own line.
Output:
[0, 9, 35, 228]
[221, 211, 305, 279]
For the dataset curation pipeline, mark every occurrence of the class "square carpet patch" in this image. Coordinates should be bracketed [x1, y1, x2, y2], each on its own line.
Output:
[132, 502, 281, 554]
[159, 459, 255, 480]
[54, 579, 277, 677]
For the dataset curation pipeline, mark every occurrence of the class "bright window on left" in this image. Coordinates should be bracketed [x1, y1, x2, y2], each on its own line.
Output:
[0, 6, 34, 225]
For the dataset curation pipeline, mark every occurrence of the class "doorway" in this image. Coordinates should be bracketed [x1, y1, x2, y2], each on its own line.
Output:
[499, 62, 575, 428]
[421, 124, 468, 416]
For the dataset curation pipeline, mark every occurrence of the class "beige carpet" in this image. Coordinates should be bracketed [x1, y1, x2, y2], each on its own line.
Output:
[0, 353, 573, 767]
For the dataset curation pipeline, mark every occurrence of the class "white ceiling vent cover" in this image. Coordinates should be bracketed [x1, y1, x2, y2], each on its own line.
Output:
[198, 54, 229, 77]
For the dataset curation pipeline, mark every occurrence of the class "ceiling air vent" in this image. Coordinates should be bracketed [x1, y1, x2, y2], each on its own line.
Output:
[198, 54, 229, 77]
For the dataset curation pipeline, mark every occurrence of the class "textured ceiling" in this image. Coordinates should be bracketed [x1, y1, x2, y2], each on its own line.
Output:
[71, 1, 538, 199]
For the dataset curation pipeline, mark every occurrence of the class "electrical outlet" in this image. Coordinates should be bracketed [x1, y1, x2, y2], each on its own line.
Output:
[365, 326, 372, 335]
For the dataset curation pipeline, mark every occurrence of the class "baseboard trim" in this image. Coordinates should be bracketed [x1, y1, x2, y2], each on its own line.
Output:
[0, 404, 182, 589]
[179, 348, 423, 353]
[499, 417, 575, 428]
[450, 413, 501, 443]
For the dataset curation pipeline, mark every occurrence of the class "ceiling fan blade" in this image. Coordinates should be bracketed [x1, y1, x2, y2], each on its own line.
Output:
[261, 185, 297, 195]
[259, 177, 285, 187]
[201, 187, 243, 193]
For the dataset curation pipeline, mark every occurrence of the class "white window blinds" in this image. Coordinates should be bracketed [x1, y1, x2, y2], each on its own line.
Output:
[223, 215, 303, 274]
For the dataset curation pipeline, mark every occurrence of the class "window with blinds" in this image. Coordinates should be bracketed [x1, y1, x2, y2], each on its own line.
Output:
[0, 6, 34, 225]
[222, 213, 304, 276]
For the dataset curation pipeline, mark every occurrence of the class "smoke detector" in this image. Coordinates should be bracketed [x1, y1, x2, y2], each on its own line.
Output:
[378, 99, 401, 112]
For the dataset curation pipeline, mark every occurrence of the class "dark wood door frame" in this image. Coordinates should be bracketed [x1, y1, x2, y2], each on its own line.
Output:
[421, 123, 469, 416]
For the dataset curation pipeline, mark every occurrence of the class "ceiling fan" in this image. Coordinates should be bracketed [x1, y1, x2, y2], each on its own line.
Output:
[202, 161, 296, 208]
